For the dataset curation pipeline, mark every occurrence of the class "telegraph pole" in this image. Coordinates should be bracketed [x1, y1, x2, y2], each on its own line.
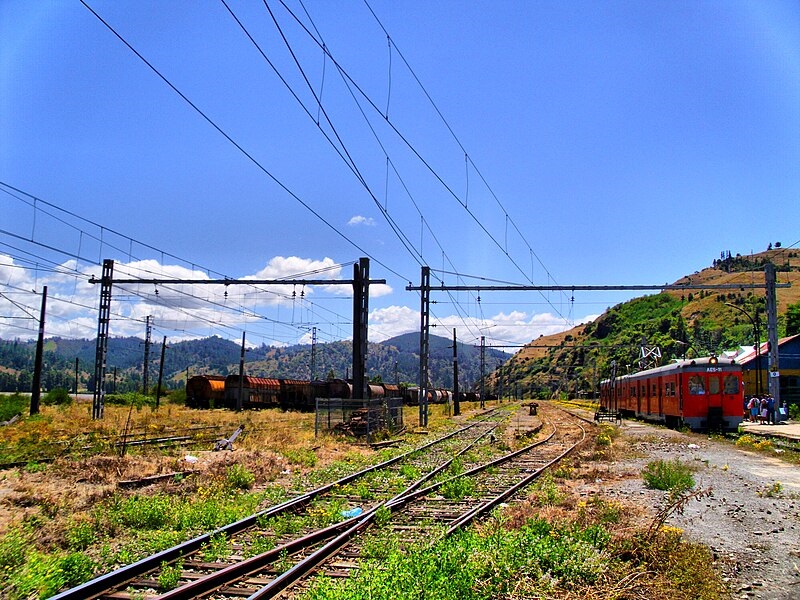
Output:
[765, 263, 780, 404]
[92, 260, 113, 419]
[74, 358, 79, 398]
[452, 328, 460, 416]
[142, 316, 152, 395]
[480, 335, 485, 409]
[310, 326, 317, 380]
[30, 286, 47, 416]
[352, 258, 370, 400]
[237, 331, 246, 411]
[156, 336, 167, 408]
[418, 266, 431, 427]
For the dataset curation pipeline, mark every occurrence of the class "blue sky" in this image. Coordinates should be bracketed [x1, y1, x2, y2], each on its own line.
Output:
[1, 0, 799, 351]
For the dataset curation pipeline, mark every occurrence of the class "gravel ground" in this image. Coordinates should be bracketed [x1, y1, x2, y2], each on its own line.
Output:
[598, 420, 800, 600]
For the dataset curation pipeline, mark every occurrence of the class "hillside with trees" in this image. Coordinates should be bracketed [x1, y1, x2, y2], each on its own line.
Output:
[0, 332, 508, 395]
[495, 247, 800, 400]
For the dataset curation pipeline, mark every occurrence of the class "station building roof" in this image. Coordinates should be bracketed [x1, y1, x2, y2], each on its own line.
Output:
[730, 333, 800, 371]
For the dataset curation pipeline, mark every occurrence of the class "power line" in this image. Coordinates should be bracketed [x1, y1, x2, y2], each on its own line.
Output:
[79, 0, 407, 284]
[280, 0, 571, 323]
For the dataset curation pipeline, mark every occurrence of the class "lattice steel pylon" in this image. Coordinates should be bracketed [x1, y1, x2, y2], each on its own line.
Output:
[92, 260, 114, 419]
[638, 336, 662, 371]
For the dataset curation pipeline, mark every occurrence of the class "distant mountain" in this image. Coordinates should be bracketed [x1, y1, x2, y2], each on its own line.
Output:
[0, 332, 509, 394]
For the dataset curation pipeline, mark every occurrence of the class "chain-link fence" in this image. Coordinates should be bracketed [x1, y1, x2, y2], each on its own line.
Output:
[314, 397, 404, 439]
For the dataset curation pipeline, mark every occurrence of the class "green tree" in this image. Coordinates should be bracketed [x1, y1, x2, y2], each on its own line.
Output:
[786, 302, 800, 337]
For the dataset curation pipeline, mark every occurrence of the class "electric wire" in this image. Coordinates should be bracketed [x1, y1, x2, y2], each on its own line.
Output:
[79, 0, 408, 284]
[278, 0, 570, 323]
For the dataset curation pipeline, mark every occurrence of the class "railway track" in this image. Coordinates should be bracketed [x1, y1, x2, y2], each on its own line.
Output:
[50, 408, 513, 600]
[51, 406, 588, 599]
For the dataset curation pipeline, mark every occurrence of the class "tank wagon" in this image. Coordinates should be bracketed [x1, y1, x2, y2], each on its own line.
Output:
[600, 356, 744, 431]
[186, 375, 484, 412]
[186, 375, 226, 408]
[187, 376, 408, 412]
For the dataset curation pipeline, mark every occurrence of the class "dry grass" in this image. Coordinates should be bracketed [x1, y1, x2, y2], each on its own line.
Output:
[0, 399, 500, 536]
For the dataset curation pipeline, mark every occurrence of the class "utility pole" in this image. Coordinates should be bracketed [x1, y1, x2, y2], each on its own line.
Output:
[30, 286, 47, 416]
[74, 358, 79, 398]
[480, 335, 485, 409]
[765, 263, 780, 404]
[237, 331, 246, 411]
[310, 326, 317, 380]
[156, 336, 167, 408]
[418, 266, 430, 427]
[452, 328, 460, 416]
[142, 315, 152, 395]
[352, 258, 370, 400]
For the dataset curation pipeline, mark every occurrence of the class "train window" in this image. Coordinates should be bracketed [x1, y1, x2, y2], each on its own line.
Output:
[708, 377, 720, 394]
[723, 375, 739, 394]
[688, 375, 705, 395]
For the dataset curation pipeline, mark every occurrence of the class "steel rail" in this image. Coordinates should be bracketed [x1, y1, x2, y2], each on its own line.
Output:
[245, 413, 583, 599]
[50, 415, 501, 600]
[444, 420, 587, 535]
[152, 420, 503, 600]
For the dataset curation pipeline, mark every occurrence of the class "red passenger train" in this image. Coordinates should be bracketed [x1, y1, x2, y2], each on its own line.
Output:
[600, 356, 744, 431]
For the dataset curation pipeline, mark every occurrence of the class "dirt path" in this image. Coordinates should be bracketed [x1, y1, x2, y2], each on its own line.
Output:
[603, 420, 800, 599]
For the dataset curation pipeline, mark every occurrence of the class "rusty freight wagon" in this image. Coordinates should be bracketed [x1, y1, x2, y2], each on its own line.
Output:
[186, 375, 226, 408]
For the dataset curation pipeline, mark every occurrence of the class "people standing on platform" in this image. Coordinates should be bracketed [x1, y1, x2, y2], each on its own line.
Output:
[749, 396, 759, 423]
[767, 395, 776, 425]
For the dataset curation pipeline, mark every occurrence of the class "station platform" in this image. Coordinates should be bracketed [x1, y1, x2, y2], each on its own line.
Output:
[739, 420, 800, 441]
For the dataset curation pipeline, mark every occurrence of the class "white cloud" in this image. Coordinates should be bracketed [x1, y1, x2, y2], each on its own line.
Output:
[1, 253, 598, 352]
[368, 305, 420, 342]
[347, 215, 375, 227]
[366, 306, 599, 347]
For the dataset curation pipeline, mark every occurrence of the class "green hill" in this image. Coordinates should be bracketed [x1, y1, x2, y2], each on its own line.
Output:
[495, 248, 800, 400]
[0, 332, 508, 394]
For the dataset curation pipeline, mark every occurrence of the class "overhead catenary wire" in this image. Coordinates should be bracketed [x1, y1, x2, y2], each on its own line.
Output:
[279, 0, 570, 324]
[2, 181, 369, 345]
[79, 0, 407, 285]
[221, 0, 423, 275]
[267, 0, 497, 343]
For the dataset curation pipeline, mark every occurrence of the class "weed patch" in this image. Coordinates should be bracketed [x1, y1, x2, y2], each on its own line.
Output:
[642, 459, 696, 492]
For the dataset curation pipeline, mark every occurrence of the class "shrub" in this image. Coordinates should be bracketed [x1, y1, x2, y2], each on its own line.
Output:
[59, 552, 97, 587]
[166, 388, 186, 405]
[226, 464, 255, 490]
[105, 392, 156, 408]
[157, 559, 183, 590]
[43, 388, 72, 406]
[66, 519, 96, 551]
[282, 448, 317, 467]
[0, 393, 27, 422]
[440, 476, 475, 500]
[642, 459, 695, 492]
